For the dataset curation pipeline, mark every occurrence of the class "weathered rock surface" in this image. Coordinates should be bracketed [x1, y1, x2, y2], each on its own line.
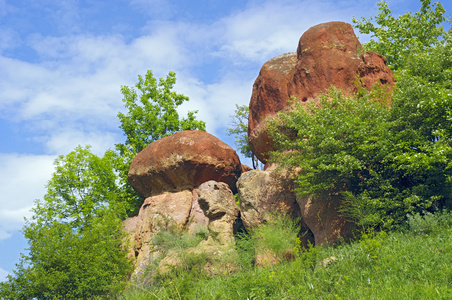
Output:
[130, 190, 194, 268]
[296, 193, 355, 246]
[128, 130, 242, 198]
[198, 181, 240, 245]
[237, 169, 314, 246]
[186, 188, 210, 234]
[237, 170, 301, 228]
[248, 21, 394, 162]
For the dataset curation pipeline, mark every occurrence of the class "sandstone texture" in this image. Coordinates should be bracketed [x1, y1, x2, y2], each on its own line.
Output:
[128, 130, 242, 198]
[237, 169, 314, 246]
[198, 181, 240, 245]
[248, 21, 394, 162]
[128, 190, 194, 268]
[296, 193, 355, 246]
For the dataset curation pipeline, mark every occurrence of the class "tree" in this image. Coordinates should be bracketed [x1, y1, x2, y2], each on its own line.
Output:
[0, 146, 133, 299]
[115, 70, 206, 214]
[226, 104, 261, 169]
[116, 70, 206, 155]
[352, 0, 446, 70]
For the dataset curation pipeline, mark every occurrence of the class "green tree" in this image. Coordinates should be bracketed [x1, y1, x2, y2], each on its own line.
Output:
[115, 70, 206, 214]
[226, 104, 261, 169]
[116, 70, 206, 155]
[0, 146, 133, 299]
[352, 0, 446, 70]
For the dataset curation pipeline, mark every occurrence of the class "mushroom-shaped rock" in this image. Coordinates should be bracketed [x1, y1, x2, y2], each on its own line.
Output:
[128, 130, 242, 197]
[248, 21, 394, 163]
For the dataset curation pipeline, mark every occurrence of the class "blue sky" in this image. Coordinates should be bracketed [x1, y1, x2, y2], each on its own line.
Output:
[0, 0, 450, 281]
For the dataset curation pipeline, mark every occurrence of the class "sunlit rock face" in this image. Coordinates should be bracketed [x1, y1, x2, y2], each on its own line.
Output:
[128, 130, 243, 197]
[248, 21, 394, 163]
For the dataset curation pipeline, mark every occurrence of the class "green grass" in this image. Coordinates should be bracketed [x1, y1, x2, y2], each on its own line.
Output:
[119, 211, 452, 300]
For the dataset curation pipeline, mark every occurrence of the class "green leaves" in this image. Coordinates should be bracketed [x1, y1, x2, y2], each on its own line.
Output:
[352, 0, 447, 70]
[0, 147, 132, 299]
[269, 1, 452, 230]
[269, 87, 391, 199]
[226, 104, 261, 169]
[117, 70, 206, 155]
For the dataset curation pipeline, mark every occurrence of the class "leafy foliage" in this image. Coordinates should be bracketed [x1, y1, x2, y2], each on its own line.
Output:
[117, 70, 206, 156]
[115, 70, 206, 215]
[352, 0, 447, 70]
[0, 146, 133, 299]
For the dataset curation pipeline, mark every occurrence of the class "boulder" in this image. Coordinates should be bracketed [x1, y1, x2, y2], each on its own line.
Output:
[237, 169, 314, 246]
[198, 181, 240, 245]
[128, 130, 242, 198]
[186, 188, 210, 234]
[296, 193, 355, 246]
[130, 190, 194, 269]
[248, 21, 394, 162]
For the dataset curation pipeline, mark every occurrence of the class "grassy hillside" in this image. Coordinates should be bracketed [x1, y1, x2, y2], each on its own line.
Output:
[119, 211, 452, 300]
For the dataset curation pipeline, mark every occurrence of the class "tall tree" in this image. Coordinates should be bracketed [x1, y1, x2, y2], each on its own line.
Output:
[0, 146, 133, 299]
[115, 70, 206, 214]
[226, 104, 261, 169]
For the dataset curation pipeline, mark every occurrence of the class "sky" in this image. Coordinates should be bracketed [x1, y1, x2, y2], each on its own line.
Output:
[0, 0, 451, 282]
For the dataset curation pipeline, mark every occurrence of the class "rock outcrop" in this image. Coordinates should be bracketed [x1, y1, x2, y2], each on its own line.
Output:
[297, 193, 355, 246]
[124, 130, 246, 271]
[126, 190, 200, 269]
[123, 22, 393, 277]
[128, 130, 242, 197]
[237, 169, 314, 246]
[198, 181, 240, 245]
[248, 21, 394, 163]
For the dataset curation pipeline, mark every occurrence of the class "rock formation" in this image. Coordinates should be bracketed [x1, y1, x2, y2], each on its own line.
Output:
[128, 130, 242, 197]
[122, 22, 394, 277]
[296, 193, 354, 246]
[198, 181, 240, 245]
[236, 169, 314, 246]
[124, 130, 244, 271]
[248, 21, 394, 163]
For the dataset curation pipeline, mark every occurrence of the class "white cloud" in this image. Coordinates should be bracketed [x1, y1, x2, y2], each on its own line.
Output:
[44, 129, 119, 156]
[0, 267, 9, 282]
[0, 154, 55, 240]
[176, 74, 254, 136]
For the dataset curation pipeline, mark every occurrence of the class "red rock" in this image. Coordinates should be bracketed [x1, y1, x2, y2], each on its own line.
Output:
[128, 130, 242, 197]
[248, 21, 394, 163]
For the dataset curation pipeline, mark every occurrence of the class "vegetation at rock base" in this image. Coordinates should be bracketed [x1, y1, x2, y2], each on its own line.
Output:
[118, 211, 452, 299]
